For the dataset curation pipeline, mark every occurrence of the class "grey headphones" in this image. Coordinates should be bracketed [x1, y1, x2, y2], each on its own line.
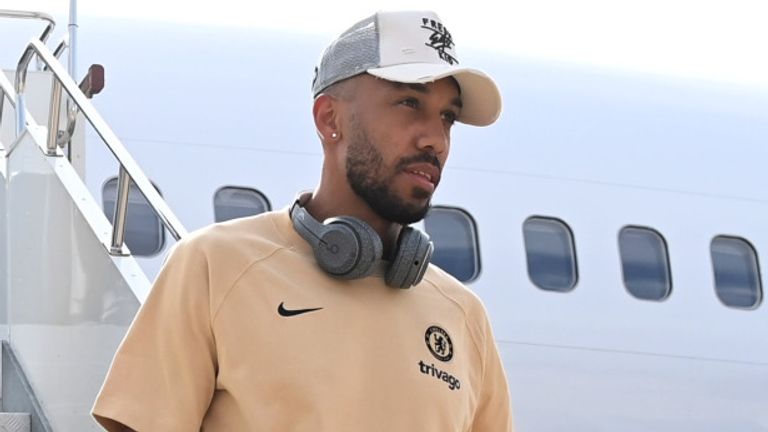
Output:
[290, 194, 433, 288]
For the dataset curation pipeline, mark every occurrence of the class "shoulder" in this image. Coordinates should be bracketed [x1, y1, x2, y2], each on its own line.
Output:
[421, 264, 487, 319]
[180, 210, 288, 259]
[157, 210, 294, 299]
[170, 209, 300, 277]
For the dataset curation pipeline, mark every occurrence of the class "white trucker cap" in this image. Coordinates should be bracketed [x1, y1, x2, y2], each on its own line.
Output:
[312, 10, 502, 126]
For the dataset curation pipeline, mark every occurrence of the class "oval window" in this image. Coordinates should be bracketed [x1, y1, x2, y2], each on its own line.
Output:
[619, 226, 672, 301]
[424, 206, 481, 283]
[523, 217, 578, 292]
[213, 186, 271, 222]
[711, 236, 762, 309]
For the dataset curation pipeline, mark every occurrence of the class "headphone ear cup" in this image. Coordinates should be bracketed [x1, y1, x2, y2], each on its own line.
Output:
[319, 216, 383, 279]
[386, 227, 434, 288]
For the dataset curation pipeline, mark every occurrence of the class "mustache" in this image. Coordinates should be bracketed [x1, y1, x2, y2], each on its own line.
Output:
[395, 153, 442, 172]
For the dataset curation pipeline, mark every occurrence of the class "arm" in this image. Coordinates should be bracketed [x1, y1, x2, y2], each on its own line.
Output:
[472, 310, 514, 431]
[93, 416, 136, 432]
[92, 239, 218, 431]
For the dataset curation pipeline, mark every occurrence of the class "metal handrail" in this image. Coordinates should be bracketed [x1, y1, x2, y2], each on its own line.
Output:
[15, 39, 188, 253]
[0, 67, 41, 144]
[52, 35, 69, 60]
[0, 10, 55, 45]
[46, 36, 77, 153]
[0, 68, 14, 128]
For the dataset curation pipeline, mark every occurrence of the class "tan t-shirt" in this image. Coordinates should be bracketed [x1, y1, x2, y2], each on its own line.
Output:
[92, 209, 513, 431]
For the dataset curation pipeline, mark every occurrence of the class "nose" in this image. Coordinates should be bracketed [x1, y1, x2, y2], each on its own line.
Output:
[416, 114, 450, 155]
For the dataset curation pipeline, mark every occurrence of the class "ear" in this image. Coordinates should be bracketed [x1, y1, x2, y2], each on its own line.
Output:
[313, 94, 341, 145]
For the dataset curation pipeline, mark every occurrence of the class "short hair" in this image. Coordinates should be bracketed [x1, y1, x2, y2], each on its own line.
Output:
[317, 76, 359, 101]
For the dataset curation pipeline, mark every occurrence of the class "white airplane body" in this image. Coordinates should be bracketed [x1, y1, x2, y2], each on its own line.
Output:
[1, 13, 767, 431]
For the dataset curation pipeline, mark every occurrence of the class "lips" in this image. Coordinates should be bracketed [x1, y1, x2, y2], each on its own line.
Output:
[409, 169, 434, 183]
[403, 162, 441, 191]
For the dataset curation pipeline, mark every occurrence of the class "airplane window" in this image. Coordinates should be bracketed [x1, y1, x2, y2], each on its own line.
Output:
[423, 206, 481, 283]
[619, 226, 672, 301]
[102, 177, 165, 256]
[523, 217, 577, 292]
[214, 186, 271, 223]
[711, 236, 762, 309]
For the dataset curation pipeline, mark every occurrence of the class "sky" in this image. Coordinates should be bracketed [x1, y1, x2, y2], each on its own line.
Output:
[4, 0, 768, 87]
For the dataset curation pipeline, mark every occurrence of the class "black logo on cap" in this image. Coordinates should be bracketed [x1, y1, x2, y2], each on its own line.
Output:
[425, 325, 453, 362]
[421, 18, 458, 65]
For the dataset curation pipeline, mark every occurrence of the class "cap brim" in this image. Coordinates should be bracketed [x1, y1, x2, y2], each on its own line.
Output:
[367, 63, 502, 126]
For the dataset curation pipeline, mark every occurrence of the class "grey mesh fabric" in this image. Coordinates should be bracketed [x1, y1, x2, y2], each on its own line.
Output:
[328, 216, 383, 279]
[312, 15, 380, 96]
[292, 204, 384, 279]
[386, 227, 433, 288]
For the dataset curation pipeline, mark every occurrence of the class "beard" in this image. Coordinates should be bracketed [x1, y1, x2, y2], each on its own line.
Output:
[345, 119, 441, 225]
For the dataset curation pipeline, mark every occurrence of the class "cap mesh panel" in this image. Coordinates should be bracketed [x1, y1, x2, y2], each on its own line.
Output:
[312, 15, 380, 96]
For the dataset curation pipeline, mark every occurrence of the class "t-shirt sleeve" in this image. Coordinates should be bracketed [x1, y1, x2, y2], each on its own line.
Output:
[472, 308, 514, 432]
[92, 239, 217, 431]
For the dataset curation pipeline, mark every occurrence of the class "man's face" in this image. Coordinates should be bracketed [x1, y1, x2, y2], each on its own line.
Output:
[341, 75, 461, 225]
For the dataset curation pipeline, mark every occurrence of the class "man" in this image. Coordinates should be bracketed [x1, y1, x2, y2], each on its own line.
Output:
[93, 10, 512, 431]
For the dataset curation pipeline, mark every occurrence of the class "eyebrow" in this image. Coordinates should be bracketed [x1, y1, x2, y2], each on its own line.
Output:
[389, 81, 463, 109]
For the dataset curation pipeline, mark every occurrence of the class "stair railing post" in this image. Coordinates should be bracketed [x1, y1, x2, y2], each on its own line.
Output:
[46, 79, 62, 156]
[110, 166, 131, 255]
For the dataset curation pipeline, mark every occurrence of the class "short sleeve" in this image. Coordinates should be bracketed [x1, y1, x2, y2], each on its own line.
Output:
[92, 240, 217, 431]
[471, 310, 514, 432]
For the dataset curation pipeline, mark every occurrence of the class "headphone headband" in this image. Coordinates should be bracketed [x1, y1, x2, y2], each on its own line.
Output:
[290, 192, 432, 288]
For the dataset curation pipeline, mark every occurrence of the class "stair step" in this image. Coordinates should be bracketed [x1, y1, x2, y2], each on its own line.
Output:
[0, 413, 30, 432]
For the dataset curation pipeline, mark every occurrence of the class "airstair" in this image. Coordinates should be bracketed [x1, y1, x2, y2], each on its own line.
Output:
[0, 10, 186, 431]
